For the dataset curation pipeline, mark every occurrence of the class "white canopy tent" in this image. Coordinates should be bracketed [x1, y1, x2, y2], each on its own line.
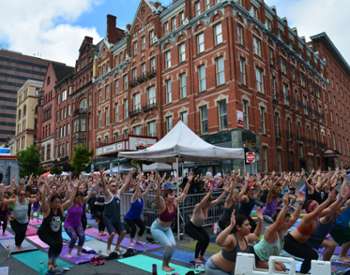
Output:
[119, 121, 244, 162]
[142, 162, 173, 172]
[119, 121, 244, 240]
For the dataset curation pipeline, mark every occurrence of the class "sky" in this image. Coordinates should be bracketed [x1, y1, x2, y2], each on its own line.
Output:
[0, 0, 349, 66]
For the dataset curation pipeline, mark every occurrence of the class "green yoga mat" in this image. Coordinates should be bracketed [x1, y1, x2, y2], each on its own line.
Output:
[118, 254, 193, 275]
[13, 250, 72, 273]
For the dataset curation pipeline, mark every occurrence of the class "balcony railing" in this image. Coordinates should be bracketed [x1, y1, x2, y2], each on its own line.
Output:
[129, 70, 157, 88]
[74, 108, 88, 116]
[129, 107, 142, 117]
[143, 102, 157, 112]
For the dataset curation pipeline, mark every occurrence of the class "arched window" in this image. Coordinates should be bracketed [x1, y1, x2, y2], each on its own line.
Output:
[79, 98, 88, 110]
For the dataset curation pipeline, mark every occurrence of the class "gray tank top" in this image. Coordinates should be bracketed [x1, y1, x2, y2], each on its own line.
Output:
[12, 199, 29, 224]
[221, 236, 252, 262]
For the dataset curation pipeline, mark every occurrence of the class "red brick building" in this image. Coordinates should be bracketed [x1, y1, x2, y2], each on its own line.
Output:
[91, 0, 348, 172]
[37, 62, 74, 169]
[311, 33, 350, 168]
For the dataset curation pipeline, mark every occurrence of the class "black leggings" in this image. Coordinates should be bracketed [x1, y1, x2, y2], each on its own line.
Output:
[125, 218, 145, 239]
[38, 231, 63, 260]
[284, 233, 318, 274]
[185, 221, 210, 259]
[10, 220, 28, 247]
[0, 215, 8, 234]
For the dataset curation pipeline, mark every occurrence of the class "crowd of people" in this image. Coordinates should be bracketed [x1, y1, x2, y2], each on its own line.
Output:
[0, 168, 349, 274]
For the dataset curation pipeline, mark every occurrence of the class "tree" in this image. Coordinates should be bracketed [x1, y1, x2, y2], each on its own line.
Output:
[17, 145, 42, 177]
[70, 144, 92, 176]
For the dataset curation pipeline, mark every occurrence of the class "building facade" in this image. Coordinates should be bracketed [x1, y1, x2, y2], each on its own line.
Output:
[36, 62, 74, 169]
[311, 33, 350, 169]
[0, 50, 50, 144]
[15, 79, 43, 154]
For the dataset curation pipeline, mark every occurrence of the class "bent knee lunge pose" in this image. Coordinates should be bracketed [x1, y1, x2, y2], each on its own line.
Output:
[151, 173, 193, 272]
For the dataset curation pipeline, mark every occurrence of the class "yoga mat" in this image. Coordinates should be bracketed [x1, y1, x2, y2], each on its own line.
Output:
[51, 245, 96, 264]
[85, 227, 160, 251]
[118, 254, 193, 275]
[26, 235, 49, 249]
[12, 250, 72, 274]
[25, 225, 37, 236]
[0, 267, 8, 275]
[0, 231, 13, 240]
[150, 248, 196, 264]
[83, 239, 111, 257]
[0, 239, 37, 254]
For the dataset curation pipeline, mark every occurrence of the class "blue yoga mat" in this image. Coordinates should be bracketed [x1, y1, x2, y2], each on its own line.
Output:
[13, 250, 72, 273]
[118, 254, 193, 275]
[151, 248, 197, 264]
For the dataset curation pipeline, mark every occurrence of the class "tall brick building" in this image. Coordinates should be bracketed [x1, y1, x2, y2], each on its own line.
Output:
[91, 0, 350, 172]
[0, 50, 50, 144]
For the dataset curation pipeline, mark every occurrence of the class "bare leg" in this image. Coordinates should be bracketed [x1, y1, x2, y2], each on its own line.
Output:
[107, 233, 115, 253]
[115, 231, 126, 252]
[322, 239, 337, 261]
[339, 241, 350, 262]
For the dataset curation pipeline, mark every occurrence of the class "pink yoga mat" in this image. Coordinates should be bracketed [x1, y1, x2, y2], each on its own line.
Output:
[0, 231, 13, 240]
[26, 225, 37, 236]
[85, 227, 160, 251]
[29, 219, 42, 226]
[26, 235, 49, 249]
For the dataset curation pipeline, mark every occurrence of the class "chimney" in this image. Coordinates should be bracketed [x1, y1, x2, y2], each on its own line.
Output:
[107, 14, 117, 43]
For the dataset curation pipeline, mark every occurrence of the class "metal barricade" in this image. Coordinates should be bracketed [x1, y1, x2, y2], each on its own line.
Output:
[120, 190, 225, 235]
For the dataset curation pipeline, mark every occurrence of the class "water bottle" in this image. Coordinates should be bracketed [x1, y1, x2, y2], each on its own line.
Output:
[152, 263, 158, 275]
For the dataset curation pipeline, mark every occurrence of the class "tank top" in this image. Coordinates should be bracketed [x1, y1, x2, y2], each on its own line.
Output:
[159, 205, 176, 222]
[254, 235, 284, 261]
[39, 209, 63, 237]
[64, 204, 83, 228]
[103, 195, 121, 223]
[125, 198, 144, 220]
[12, 199, 29, 224]
[221, 236, 253, 262]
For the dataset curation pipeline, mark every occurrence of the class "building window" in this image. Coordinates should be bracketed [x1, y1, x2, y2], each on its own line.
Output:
[215, 57, 225, 86]
[274, 112, 280, 138]
[147, 120, 156, 137]
[261, 146, 268, 172]
[133, 93, 141, 111]
[243, 99, 249, 129]
[266, 19, 272, 31]
[218, 100, 228, 129]
[131, 68, 137, 81]
[271, 76, 277, 98]
[297, 121, 301, 140]
[123, 75, 128, 90]
[299, 144, 304, 159]
[269, 48, 274, 64]
[195, 1, 201, 16]
[255, 67, 264, 93]
[236, 24, 244, 45]
[197, 33, 205, 54]
[150, 57, 156, 72]
[147, 86, 156, 105]
[259, 105, 266, 134]
[133, 41, 138, 55]
[214, 23, 223, 45]
[205, 0, 211, 9]
[124, 99, 128, 119]
[179, 11, 185, 25]
[165, 79, 172, 104]
[141, 63, 146, 76]
[114, 103, 119, 122]
[287, 117, 292, 139]
[171, 17, 177, 31]
[199, 105, 208, 134]
[149, 30, 156, 45]
[239, 57, 247, 85]
[165, 116, 173, 132]
[253, 36, 262, 57]
[105, 107, 110, 126]
[141, 36, 146, 50]
[98, 111, 102, 128]
[47, 144, 51, 161]
[133, 125, 142, 135]
[198, 65, 206, 92]
[179, 73, 187, 99]
[283, 83, 289, 105]
[165, 50, 171, 69]
[163, 22, 169, 33]
[180, 110, 188, 125]
[281, 59, 287, 74]
[178, 43, 186, 63]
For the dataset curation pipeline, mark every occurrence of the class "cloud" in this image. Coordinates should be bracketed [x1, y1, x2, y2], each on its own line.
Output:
[265, 0, 350, 64]
[0, 0, 102, 66]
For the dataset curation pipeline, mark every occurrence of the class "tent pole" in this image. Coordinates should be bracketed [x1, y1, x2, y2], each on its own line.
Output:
[176, 157, 180, 241]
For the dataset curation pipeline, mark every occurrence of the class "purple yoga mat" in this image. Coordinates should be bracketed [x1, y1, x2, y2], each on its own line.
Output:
[0, 231, 13, 240]
[54, 245, 96, 264]
[85, 227, 160, 251]
[26, 225, 37, 236]
[26, 235, 49, 249]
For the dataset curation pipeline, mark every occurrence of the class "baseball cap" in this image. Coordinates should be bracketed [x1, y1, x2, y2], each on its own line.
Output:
[162, 182, 177, 190]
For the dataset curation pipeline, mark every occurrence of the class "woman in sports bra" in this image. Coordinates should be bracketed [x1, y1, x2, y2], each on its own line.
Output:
[283, 189, 336, 274]
[151, 173, 193, 272]
[205, 209, 263, 275]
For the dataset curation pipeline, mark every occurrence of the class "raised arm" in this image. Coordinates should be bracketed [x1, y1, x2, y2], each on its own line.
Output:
[216, 210, 236, 248]
[304, 190, 335, 221]
[248, 208, 263, 242]
[61, 180, 78, 210]
[155, 173, 166, 214]
[176, 174, 194, 204]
